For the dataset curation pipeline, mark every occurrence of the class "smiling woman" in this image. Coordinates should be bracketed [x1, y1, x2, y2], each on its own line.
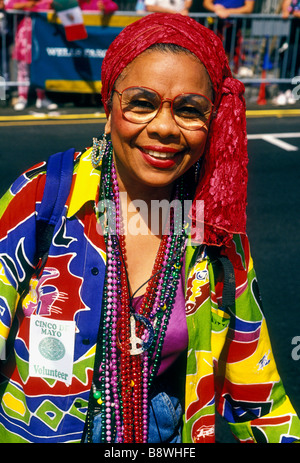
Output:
[1, 12, 300, 445]
[106, 49, 212, 192]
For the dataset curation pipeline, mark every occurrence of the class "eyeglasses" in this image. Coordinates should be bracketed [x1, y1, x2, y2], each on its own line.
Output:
[113, 86, 214, 131]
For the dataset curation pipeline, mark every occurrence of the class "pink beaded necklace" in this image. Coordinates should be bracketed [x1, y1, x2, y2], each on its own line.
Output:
[86, 143, 187, 443]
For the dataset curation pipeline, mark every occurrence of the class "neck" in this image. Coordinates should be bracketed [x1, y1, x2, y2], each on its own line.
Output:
[113, 155, 177, 238]
[117, 172, 175, 206]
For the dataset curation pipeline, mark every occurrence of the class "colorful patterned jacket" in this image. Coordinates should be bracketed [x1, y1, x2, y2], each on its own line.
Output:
[0, 148, 299, 443]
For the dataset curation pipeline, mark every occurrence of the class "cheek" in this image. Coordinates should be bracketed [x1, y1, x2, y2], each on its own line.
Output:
[189, 131, 209, 160]
[109, 111, 123, 138]
[109, 111, 137, 149]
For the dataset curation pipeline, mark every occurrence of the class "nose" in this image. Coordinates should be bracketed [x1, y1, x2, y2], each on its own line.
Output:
[147, 101, 180, 138]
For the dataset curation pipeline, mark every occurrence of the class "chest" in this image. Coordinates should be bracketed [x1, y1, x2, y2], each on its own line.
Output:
[124, 232, 162, 297]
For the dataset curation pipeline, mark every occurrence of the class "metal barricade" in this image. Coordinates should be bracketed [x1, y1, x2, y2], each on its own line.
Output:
[189, 13, 299, 84]
[0, 10, 299, 96]
[1, 10, 31, 93]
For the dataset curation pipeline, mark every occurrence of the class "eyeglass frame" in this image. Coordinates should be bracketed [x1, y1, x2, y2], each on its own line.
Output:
[112, 86, 215, 131]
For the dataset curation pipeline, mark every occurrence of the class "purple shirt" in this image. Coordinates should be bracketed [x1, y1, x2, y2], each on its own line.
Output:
[131, 267, 188, 375]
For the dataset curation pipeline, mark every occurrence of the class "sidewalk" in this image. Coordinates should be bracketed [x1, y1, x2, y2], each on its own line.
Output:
[1, 92, 300, 122]
[246, 99, 300, 118]
[0, 93, 105, 119]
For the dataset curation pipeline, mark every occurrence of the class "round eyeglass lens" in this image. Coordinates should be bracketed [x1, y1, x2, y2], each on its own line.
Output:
[172, 94, 212, 130]
[121, 87, 161, 123]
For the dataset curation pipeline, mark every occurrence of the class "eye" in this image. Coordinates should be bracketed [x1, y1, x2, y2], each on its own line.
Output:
[121, 88, 159, 114]
[127, 97, 156, 113]
[175, 105, 206, 119]
[174, 95, 211, 122]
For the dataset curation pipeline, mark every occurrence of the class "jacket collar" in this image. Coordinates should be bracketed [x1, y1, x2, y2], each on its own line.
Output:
[67, 148, 101, 218]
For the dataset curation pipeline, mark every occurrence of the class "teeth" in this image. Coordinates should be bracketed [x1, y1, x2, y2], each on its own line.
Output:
[145, 150, 175, 159]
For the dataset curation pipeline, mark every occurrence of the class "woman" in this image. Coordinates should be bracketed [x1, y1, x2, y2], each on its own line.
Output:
[0, 13, 300, 444]
[5, 0, 58, 111]
[202, 0, 255, 73]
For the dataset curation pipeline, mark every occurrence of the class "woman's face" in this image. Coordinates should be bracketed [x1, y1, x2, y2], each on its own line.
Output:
[105, 50, 213, 196]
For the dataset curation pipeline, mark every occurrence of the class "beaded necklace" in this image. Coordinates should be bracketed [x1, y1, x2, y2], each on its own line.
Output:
[87, 143, 188, 443]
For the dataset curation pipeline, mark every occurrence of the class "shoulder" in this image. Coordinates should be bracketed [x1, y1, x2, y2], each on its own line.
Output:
[0, 161, 47, 222]
[0, 149, 80, 225]
[186, 233, 251, 271]
[221, 233, 251, 269]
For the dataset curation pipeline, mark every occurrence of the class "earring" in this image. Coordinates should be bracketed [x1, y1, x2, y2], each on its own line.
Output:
[91, 133, 107, 168]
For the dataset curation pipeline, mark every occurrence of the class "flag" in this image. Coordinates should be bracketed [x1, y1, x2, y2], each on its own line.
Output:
[52, 0, 88, 41]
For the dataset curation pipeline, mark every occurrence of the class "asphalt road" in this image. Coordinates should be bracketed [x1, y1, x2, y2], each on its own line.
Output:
[0, 111, 300, 442]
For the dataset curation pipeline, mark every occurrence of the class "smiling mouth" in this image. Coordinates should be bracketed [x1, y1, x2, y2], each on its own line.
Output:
[142, 148, 183, 159]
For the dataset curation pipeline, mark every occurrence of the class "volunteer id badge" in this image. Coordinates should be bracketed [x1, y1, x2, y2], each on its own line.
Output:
[29, 315, 75, 385]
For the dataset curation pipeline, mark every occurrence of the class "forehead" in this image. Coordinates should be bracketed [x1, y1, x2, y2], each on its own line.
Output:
[114, 49, 213, 100]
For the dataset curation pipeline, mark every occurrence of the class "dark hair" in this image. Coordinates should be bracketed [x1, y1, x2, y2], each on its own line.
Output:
[147, 42, 196, 55]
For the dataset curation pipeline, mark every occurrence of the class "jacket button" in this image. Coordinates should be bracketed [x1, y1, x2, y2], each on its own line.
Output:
[91, 267, 99, 275]
[82, 338, 90, 345]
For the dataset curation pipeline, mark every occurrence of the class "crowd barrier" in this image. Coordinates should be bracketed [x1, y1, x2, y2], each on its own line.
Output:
[0, 10, 299, 99]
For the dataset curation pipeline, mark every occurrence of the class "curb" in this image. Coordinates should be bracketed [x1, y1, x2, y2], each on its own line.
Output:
[0, 108, 299, 125]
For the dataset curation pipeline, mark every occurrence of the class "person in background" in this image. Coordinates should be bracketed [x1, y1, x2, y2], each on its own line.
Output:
[5, 0, 58, 111]
[282, 0, 300, 18]
[202, 0, 255, 18]
[135, 0, 145, 13]
[0, 0, 14, 92]
[271, 0, 299, 105]
[202, 0, 255, 74]
[144, 0, 192, 16]
[78, 0, 118, 14]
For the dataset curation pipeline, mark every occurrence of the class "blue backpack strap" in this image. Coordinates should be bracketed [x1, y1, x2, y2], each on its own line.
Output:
[18, 148, 75, 296]
[35, 148, 75, 263]
[38, 148, 75, 226]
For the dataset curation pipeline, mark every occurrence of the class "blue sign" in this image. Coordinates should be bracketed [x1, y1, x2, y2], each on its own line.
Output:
[31, 13, 125, 93]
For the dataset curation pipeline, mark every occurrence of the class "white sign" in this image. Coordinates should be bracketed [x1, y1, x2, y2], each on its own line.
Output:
[29, 315, 75, 385]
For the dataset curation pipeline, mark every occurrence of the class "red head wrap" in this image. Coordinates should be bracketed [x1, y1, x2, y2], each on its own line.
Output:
[101, 13, 248, 247]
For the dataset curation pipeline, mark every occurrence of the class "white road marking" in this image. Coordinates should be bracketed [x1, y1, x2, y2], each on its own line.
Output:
[247, 132, 300, 151]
